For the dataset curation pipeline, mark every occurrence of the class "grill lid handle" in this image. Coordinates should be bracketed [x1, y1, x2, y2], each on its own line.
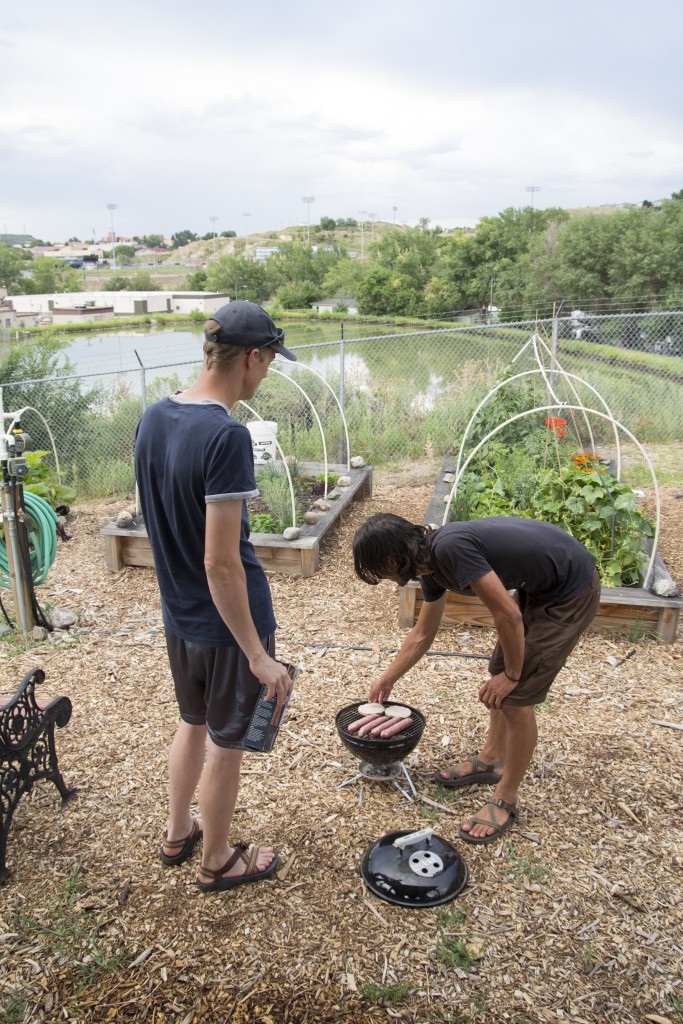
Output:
[393, 828, 434, 851]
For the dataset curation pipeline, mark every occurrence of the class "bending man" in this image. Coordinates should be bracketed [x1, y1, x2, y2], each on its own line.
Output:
[353, 513, 600, 845]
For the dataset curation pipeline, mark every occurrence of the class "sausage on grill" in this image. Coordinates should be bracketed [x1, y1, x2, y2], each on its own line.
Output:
[377, 717, 414, 738]
[347, 713, 384, 734]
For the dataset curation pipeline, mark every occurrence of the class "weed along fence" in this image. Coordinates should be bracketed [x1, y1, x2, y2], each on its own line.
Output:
[102, 461, 372, 577]
[397, 332, 682, 643]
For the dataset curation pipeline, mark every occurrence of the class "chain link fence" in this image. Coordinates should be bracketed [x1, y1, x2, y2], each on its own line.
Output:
[2, 311, 681, 498]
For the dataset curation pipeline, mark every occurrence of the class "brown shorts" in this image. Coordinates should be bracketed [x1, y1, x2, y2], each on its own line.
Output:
[488, 569, 601, 707]
[165, 630, 275, 748]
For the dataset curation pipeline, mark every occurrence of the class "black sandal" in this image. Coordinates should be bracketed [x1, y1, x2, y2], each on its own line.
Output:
[159, 818, 202, 866]
[196, 841, 279, 892]
[458, 798, 517, 845]
[433, 751, 504, 788]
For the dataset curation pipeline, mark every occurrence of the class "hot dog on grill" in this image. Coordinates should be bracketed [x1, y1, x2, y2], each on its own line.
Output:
[347, 713, 384, 733]
[358, 715, 393, 736]
[369, 716, 397, 736]
[377, 717, 414, 738]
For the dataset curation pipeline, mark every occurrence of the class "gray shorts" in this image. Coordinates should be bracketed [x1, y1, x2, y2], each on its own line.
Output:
[488, 569, 601, 706]
[165, 630, 275, 748]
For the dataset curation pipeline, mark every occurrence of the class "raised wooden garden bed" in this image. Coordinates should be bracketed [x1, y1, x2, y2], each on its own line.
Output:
[397, 457, 682, 644]
[101, 462, 373, 579]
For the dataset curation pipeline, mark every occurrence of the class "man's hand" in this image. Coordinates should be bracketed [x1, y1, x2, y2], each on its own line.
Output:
[251, 653, 294, 707]
[478, 671, 519, 710]
[368, 678, 394, 704]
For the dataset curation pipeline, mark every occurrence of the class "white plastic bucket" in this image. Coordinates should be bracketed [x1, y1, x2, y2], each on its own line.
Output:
[246, 420, 278, 464]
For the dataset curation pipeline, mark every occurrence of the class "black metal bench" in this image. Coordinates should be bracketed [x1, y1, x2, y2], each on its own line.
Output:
[0, 667, 77, 883]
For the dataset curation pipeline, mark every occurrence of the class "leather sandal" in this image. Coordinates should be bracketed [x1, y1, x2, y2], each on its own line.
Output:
[196, 841, 279, 892]
[459, 798, 517, 845]
[159, 818, 202, 866]
[433, 751, 504, 788]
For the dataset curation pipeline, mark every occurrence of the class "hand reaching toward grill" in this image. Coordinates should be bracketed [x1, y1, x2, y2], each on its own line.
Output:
[368, 677, 394, 704]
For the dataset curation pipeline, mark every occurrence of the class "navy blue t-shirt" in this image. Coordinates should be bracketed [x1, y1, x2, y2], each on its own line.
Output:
[420, 518, 596, 605]
[134, 396, 276, 646]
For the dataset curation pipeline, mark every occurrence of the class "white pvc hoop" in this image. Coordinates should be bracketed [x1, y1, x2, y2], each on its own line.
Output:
[276, 357, 351, 471]
[454, 369, 621, 485]
[270, 367, 330, 496]
[239, 401, 298, 529]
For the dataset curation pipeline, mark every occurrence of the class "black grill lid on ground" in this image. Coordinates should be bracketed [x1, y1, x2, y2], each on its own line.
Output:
[360, 828, 467, 908]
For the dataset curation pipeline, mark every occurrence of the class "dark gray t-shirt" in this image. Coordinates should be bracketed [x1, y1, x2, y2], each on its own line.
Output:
[420, 518, 596, 605]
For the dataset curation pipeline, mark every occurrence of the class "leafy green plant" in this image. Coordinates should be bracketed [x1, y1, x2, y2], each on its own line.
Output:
[249, 512, 278, 533]
[22, 450, 77, 509]
[450, 453, 654, 588]
[316, 471, 340, 488]
[359, 980, 412, 1005]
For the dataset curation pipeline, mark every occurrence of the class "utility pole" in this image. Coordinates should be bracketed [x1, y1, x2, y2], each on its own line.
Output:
[106, 203, 118, 270]
[209, 215, 218, 258]
[302, 196, 315, 245]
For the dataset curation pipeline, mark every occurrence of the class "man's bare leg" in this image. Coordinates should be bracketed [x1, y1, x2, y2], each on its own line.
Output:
[197, 738, 275, 881]
[461, 704, 537, 839]
[163, 720, 207, 855]
[439, 708, 507, 781]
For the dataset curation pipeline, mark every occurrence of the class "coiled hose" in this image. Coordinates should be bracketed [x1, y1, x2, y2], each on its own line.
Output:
[0, 490, 58, 587]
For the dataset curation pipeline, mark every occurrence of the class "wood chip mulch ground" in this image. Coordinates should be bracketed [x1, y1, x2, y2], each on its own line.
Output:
[1, 477, 682, 1024]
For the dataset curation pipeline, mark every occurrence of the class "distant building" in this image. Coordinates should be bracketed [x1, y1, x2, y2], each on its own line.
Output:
[3, 290, 230, 324]
[310, 297, 358, 315]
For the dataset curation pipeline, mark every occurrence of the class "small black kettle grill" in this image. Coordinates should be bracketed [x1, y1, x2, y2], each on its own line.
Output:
[361, 827, 468, 908]
[334, 702, 426, 802]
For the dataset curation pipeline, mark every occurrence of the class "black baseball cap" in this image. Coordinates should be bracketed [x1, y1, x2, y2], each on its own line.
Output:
[207, 300, 297, 361]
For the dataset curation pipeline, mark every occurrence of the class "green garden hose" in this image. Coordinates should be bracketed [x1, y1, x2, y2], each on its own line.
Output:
[0, 490, 58, 587]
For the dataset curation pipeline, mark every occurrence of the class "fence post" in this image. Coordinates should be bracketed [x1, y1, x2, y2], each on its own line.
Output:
[339, 322, 346, 462]
[134, 350, 147, 413]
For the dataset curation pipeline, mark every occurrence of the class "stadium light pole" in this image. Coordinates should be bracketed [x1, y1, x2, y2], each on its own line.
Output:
[393, 205, 398, 225]
[242, 212, 251, 257]
[209, 215, 218, 258]
[525, 186, 541, 208]
[358, 210, 367, 258]
[302, 196, 315, 245]
[106, 203, 118, 270]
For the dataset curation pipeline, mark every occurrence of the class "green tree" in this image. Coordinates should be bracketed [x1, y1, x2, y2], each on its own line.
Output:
[0, 243, 27, 290]
[205, 255, 267, 302]
[23, 258, 81, 294]
[357, 267, 421, 315]
[274, 281, 319, 309]
[319, 216, 337, 230]
[220, 230, 236, 238]
[0, 337, 101, 486]
[141, 233, 166, 248]
[186, 269, 208, 290]
[171, 230, 198, 248]
[112, 244, 137, 263]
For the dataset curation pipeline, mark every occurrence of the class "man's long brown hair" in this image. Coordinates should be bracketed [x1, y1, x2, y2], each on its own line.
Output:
[353, 513, 433, 586]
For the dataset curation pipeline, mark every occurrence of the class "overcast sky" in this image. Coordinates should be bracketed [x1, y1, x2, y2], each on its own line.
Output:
[2, 0, 681, 243]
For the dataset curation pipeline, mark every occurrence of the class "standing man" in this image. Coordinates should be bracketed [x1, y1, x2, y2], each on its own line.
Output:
[352, 513, 600, 845]
[135, 301, 296, 891]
